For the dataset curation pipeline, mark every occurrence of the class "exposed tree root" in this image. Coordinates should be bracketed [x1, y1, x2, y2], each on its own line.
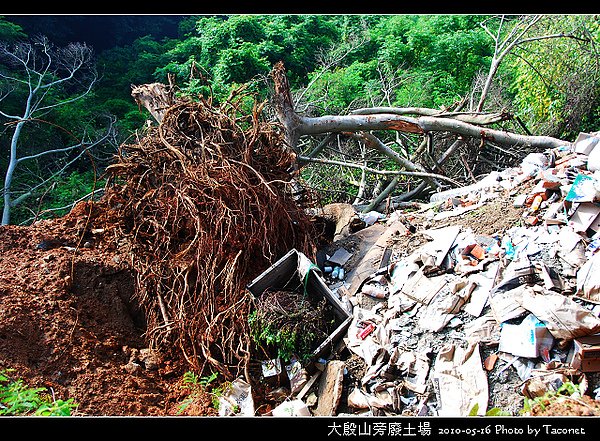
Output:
[103, 91, 320, 381]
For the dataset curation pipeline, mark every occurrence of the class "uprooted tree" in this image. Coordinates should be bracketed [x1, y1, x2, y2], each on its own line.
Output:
[270, 61, 573, 212]
[104, 84, 321, 382]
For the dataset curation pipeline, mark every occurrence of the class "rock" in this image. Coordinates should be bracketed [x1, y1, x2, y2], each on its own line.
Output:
[123, 361, 142, 375]
[139, 348, 160, 371]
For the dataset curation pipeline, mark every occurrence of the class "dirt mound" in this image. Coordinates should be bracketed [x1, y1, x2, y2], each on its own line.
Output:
[0, 201, 186, 415]
[0, 93, 322, 416]
[528, 394, 600, 416]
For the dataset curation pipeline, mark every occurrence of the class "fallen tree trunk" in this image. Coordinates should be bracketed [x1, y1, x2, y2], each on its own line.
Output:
[270, 61, 573, 210]
[271, 61, 569, 153]
[350, 106, 514, 126]
[294, 112, 567, 152]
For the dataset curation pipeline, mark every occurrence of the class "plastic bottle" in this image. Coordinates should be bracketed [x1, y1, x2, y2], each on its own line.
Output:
[331, 267, 340, 279]
[361, 284, 387, 299]
[530, 194, 543, 212]
[501, 235, 515, 260]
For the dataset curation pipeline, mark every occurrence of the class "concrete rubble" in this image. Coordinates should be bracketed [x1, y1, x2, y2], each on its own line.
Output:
[242, 131, 600, 416]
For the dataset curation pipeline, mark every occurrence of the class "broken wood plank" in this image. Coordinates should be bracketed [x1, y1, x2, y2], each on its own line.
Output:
[313, 360, 345, 416]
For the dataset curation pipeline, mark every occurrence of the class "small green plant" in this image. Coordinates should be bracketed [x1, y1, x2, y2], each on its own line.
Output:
[177, 371, 231, 414]
[249, 310, 316, 362]
[468, 403, 511, 416]
[520, 380, 582, 415]
[248, 290, 333, 364]
[0, 369, 78, 416]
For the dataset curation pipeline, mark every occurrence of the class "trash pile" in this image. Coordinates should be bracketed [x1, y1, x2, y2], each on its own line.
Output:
[224, 131, 600, 416]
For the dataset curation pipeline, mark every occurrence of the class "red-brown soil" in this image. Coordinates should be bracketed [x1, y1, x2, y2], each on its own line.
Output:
[0, 200, 215, 416]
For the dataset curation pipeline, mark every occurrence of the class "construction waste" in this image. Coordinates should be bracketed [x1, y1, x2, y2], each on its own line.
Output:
[223, 132, 600, 417]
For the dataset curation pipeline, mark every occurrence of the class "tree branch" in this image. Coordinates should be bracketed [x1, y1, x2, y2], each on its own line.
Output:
[298, 155, 462, 186]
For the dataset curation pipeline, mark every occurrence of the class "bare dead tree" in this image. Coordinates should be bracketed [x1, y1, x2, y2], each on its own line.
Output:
[0, 35, 107, 225]
[476, 15, 592, 112]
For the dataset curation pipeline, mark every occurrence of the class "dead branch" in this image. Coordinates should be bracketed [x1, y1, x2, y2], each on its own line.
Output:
[298, 155, 462, 186]
[355, 132, 442, 191]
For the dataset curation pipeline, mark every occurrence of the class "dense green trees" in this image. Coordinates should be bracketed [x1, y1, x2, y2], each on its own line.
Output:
[0, 14, 598, 224]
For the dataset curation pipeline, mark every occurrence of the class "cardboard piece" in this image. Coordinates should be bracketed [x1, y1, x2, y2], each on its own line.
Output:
[463, 261, 499, 317]
[498, 314, 554, 359]
[418, 279, 474, 332]
[421, 225, 461, 268]
[536, 262, 564, 292]
[432, 343, 489, 416]
[518, 289, 600, 341]
[565, 173, 599, 203]
[388, 259, 420, 295]
[576, 251, 600, 302]
[401, 269, 449, 305]
[543, 201, 567, 225]
[345, 220, 408, 296]
[327, 247, 353, 267]
[557, 226, 587, 271]
[464, 312, 501, 345]
[573, 132, 600, 155]
[521, 372, 569, 399]
[567, 202, 600, 233]
[568, 334, 600, 372]
[218, 378, 255, 416]
[285, 357, 309, 395]
[488, 260, 537, 323]
[390, 349, 430, 394]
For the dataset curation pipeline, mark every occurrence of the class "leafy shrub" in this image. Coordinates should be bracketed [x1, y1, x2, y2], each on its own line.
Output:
[0, 369, 78, 416]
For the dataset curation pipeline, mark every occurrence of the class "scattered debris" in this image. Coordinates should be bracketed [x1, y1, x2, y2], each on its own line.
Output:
[269, 131, 600, 417]
[5, 88, 600, 417]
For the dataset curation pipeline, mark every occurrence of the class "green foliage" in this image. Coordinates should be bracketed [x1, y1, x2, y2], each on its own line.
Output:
[177, 371, 230, 414]
[305, 60, 378, 113]
[469, 402, 511, 416]
[213, 42, 270, 85]
[11, 169, 104, 225]
[97, 35, 176, 101]
[0, 16, 27, 42]
[521, 380, 582, 415]
[371, 15, 493, 101]
[507, 15, 600, 138]
[248, 309, 319, 363]
[156, 15, 343, 102]
[0, 369, 78, 416]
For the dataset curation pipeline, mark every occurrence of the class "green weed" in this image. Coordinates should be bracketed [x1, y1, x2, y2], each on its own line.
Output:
[177, 371, 232, 414]
[520, 380, 582, 415]
[0, 369, 78, 416]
